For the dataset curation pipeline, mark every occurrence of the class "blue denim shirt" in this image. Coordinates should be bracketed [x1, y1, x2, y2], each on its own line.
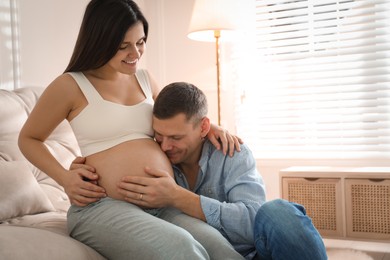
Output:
[173, 140, 266, 258]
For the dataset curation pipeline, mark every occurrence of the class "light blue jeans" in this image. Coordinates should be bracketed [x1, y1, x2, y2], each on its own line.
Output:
[67, 197, 244, 260]
[254, 199, 328, 260]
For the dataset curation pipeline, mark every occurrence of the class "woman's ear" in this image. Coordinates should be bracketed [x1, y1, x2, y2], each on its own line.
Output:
[200, 117, 211, 138]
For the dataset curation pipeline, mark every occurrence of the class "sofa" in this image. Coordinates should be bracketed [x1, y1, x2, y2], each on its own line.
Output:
[0, 87, 105, 259]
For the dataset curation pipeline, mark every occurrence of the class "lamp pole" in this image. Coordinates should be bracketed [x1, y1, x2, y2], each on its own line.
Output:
[188, 0, 240, 126]
[214, 30, 221, 126]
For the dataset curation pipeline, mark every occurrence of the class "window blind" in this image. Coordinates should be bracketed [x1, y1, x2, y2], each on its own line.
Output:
[234, 0, 390, 159]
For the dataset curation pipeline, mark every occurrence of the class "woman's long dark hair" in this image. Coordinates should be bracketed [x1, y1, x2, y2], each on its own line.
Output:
[64, 0, 148, 73]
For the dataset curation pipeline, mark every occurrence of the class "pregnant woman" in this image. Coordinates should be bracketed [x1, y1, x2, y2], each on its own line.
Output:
[18, 0, 243, 259]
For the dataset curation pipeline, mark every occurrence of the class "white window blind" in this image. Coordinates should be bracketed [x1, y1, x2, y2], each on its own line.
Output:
[234, 0, 390, 159]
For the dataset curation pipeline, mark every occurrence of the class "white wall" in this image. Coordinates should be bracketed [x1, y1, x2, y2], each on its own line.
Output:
[18, 0, 89, 87]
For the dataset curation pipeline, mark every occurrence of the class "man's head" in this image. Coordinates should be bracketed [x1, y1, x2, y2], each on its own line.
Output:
[153, 82, 210, 165]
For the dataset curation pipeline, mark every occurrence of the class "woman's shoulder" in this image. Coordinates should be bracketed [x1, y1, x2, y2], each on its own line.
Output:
[49, 73, 81, 89]
[49, 72, 77, 85]
[40, 73, 83, 101]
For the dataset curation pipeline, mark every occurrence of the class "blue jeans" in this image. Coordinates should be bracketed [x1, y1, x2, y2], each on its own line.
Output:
[254, 199, 327, 260]
[67, 197, 243, 260]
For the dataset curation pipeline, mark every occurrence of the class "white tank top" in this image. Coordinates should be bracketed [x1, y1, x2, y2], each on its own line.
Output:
[68, 70, 154, 156]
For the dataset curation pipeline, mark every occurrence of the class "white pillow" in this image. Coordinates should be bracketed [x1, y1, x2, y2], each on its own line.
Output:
[0, 161, 55, 221]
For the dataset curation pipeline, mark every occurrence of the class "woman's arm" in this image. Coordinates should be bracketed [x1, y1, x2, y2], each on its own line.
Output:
[207, 123, 243, 157]
[18, 75, 105, 206]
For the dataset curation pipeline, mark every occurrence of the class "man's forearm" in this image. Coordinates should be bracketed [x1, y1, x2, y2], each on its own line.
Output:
[172, 187, 206, 222]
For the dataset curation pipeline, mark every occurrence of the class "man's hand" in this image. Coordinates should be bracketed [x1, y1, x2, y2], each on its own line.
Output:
[117, 167, 179, 208]
[118, 167, 206, 221]
[66, 156, 106, 207]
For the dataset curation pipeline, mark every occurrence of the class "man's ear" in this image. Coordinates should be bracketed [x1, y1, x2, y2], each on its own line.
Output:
[200, 117, 211, 138]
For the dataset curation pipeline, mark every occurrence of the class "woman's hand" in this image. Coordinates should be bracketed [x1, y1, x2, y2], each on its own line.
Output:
[208, 123, 243, 157]
[64, 156, 106, 206]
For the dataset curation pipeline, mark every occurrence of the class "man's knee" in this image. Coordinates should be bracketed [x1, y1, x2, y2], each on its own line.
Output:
[257, 199, 306, 219]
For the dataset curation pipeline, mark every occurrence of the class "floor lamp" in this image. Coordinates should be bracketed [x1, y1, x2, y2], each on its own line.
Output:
[187, 0, 239, 126]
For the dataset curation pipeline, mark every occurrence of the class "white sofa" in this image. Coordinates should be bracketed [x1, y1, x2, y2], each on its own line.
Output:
[0, 87, 105, 259]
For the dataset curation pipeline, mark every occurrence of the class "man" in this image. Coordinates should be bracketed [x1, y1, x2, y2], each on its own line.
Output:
[117, 82, 327, 259]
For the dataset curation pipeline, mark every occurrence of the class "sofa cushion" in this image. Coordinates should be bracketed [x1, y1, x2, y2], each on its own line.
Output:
[0, 225, 106, 260]
[0, 87, 81, 212]
[1, 211, 68, 234]
[0, 161, 55, 221]
[0, 87, 105, 259]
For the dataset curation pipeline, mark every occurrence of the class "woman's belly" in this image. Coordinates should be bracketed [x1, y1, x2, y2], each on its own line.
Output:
[85, 138, 173, 200]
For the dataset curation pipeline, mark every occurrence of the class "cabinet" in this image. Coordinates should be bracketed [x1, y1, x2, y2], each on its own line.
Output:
[280, 167, 390, 241]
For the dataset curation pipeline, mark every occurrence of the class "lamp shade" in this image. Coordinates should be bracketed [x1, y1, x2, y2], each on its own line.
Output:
[187, 0, 240, 42]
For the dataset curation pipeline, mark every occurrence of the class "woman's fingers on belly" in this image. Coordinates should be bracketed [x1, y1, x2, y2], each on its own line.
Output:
[70, 187, 106, 206]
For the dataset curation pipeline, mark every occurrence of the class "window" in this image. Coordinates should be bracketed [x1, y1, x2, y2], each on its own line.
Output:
[0, 0, 20, 90]
[233, 0, 390, 159]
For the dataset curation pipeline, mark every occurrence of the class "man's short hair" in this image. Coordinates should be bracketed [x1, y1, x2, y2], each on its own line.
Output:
[153, 82, 208, 124]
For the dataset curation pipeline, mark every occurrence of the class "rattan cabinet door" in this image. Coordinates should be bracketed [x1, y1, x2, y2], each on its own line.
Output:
[345, 178, 390, 240]
[281, 177, 343, 237]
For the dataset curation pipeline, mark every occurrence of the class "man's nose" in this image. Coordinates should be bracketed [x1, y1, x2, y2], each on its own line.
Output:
[160, 139, 172, 151]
